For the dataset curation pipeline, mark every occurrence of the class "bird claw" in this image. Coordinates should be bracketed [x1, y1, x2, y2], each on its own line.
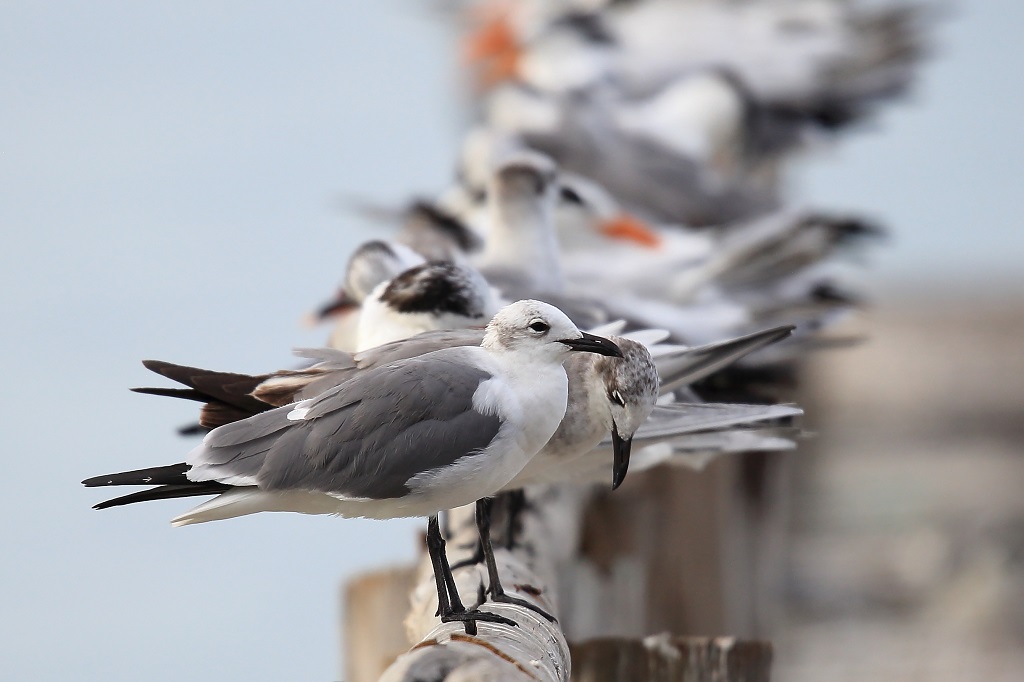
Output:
[440, 606, 519, 635]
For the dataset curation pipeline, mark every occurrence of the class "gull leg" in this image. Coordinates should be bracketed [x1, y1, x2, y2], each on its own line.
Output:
[503, 489, 527, 550]
[426, 514, 517, 635]
[476, 497, 557, 622]
[449, 538, 485, 572]
[451, 488, 523, 569]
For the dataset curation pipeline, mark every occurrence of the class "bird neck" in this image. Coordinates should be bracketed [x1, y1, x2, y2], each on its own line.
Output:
[541, 353, 613, 456]
[483, 201, 565, 292]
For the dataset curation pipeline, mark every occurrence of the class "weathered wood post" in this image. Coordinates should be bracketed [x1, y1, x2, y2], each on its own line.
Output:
[344, 476, 776, 681]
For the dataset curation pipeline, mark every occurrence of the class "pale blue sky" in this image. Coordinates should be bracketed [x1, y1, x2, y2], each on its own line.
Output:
[0, 2, 1020, 681]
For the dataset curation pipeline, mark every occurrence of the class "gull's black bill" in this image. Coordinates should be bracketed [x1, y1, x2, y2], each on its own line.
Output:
[559, 331, 623, 358]
[610, 428, 631, 491]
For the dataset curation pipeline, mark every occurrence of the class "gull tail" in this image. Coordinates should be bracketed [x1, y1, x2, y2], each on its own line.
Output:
[132, 359, 273, 429]
[168, 488, 343, 527]
[169, 488, 271, 527]
[139, 360, 268, 407]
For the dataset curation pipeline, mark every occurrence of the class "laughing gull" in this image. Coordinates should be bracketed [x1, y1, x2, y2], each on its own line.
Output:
[85, 299, 622, 633]
[126, 321, 794, 620]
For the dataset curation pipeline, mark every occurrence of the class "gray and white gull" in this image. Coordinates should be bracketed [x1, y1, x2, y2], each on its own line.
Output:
[84, 300, 622, 632]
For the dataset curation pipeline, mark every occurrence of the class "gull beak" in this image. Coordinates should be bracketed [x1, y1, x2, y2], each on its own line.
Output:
[559, 332, 623, 358]
[313, 289, 359, 321]
[611, 428, 632, 491]
[599, 213, 663, 249]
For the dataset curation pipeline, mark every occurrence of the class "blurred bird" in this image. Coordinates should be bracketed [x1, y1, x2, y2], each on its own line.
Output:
[354, 261, 501, 351]
[464, 0, 926, 126]
[309, 239, 425, 350]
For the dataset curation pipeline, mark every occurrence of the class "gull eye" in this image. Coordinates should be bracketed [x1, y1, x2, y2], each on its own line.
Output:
[609, 390, 626, 407]
[528, 320, 550, 333]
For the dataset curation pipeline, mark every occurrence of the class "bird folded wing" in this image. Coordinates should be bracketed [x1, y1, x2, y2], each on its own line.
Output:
[189, 354, 503, 501]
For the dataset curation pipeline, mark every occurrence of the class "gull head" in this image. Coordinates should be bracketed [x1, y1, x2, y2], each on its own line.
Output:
[592, 337, 659, 490]
[483, 299, 621, 361]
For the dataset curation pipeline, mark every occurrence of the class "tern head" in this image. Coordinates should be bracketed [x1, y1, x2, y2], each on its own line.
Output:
[491, 151, 558, 205]
[402, 201, 484, 259]
[356, 262, 500, 350]
[379, 262, 497, 322]
[587, 337, 659, 490]
[483, 300, 622, 361]
[314, 240, 425, 321]
[463, 6, 614, 90]
[557, 174, 662, 249]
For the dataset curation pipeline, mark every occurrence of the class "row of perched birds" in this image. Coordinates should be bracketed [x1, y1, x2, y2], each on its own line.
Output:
[83, 0, 926, 635]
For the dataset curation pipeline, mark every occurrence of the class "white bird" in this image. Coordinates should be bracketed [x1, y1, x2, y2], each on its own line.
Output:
[474, 149, 566, 294]
[484, 83, 778, 226]
[84, 299, 623, 632]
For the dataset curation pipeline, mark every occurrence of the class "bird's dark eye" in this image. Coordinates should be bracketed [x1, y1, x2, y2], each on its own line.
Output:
[559, 186, 584, 205]
[609, 390, 626, 407]
[529, 320, 550, 333]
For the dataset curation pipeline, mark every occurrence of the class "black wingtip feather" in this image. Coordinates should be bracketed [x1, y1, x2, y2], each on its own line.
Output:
[92, 482, 232, 510]
[177, 422, 209, 436]
[82, 463, 191, 488]
[131, 386, 210, 402]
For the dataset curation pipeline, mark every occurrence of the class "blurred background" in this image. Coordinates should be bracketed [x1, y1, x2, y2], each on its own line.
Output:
[1, 1, 1021, 680]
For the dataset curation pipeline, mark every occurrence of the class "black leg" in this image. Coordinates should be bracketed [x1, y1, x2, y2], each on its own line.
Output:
[449, 538, 485, 572]
[426, 516, 456, 617]
[425, 514, 517, 635]
[503, 489, 527, 550]
[476, 498, 557, 623]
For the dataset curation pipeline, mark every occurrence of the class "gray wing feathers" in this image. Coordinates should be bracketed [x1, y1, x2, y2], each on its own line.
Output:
[193, 354, 502, 500]
[351, 329, 485, 368]
[621, 402, 803, 448]
[654, 325, 794, 393]
[254, 331, 486, 404]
